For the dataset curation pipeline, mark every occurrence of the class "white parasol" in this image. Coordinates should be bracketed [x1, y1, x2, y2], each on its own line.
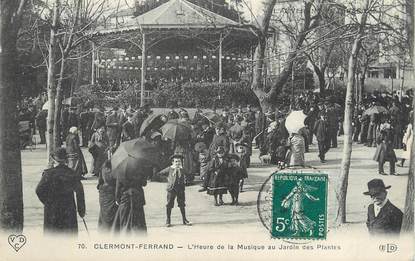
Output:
[42, 101, 49, 110]
[285, 110, 307, 134]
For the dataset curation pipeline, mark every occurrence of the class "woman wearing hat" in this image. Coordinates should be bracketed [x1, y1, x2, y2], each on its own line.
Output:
[36, 148, 86, 235]
[66, 127, 88, 180]
[364, 179, 403, 235]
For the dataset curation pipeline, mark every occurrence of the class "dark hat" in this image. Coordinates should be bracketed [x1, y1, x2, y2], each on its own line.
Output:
[216, 146, 225, 154]
[275, 110, 285, 119]
[215, 121, 225, 129]
[51, 147, 68, 163]
[228, 154, 240, 161]
[169, 154, 184, 161]
[363, 179, 391, 196]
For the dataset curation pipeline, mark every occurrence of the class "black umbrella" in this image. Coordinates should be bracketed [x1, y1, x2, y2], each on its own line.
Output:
[160, 119, 192, 143]
[111, 138, 160, 183]
[139, 112, 167, 136]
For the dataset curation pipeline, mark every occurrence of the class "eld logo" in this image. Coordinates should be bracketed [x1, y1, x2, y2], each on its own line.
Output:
[8, 234, 27, 252]
[379, 243, 398, 253]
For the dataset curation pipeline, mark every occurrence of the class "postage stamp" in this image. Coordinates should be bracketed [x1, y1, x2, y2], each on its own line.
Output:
[271, 172, 328, 240]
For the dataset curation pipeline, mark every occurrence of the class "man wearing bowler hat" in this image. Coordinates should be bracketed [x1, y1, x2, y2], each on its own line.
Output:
[158, 154, 191, 227]
[364, 179, 403, 235]
[36, 148, 86, 235]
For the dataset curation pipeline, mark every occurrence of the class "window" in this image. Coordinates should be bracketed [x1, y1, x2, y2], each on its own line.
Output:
[383, 67, 396, 79]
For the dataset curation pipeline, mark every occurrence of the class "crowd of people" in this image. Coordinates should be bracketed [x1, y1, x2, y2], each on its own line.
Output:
[28, 87, 413, 236]
[34, 102, 259, 235]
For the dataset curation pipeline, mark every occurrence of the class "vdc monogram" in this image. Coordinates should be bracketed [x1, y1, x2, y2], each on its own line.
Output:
[8, 234, 27, 252]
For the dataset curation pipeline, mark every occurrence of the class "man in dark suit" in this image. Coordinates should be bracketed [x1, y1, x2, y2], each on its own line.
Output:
[313, 113, 330, 163]
[364, 179, 403, 236]
[79, 108, 91, 147]
[35, 109, 47, 144]
[121, 113, 135, 142]
[158, 154, 191, 227]
[35, 148, 85, 235]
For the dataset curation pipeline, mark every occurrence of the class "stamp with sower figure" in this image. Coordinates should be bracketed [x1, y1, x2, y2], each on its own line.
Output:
[272, 172, 328, 240]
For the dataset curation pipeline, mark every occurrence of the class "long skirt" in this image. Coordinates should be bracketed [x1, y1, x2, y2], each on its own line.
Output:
[290, 211, 316, 234]
[68, 152, 88, 177]
[207, 171, 228, 196]
[112, 188, 146, 235]
[91, 149, 106, 176]
[98, 184, 118, 231]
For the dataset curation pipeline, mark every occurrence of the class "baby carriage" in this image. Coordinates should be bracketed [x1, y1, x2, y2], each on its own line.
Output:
[19, 121, 36, 150]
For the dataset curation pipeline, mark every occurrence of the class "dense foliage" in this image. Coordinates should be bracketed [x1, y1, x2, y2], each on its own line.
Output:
[152, 81, 259, 108]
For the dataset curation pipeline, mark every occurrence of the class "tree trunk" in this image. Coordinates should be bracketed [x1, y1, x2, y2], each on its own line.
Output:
[334, 0, 370, 226]
[46, 0, 60, 167]
[401, 2, 415, 232]
[0, 0, 25, 231]
[53, 56, 66, 148]
[401, 94, 415, 232]
[312, 64, 326, 96]
[251, 37, 267, 91]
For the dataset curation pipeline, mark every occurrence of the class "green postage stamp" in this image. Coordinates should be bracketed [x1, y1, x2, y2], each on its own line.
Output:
[271, 172, 328, 240]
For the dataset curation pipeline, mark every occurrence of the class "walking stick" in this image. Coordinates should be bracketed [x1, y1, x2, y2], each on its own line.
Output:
[82, 218, 90, 236]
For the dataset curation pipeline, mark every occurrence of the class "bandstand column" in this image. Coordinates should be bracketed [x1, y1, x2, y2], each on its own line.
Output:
[141, 33, 146, 107]
[219, 33, 223, 83]
[91, 42, 95, 84]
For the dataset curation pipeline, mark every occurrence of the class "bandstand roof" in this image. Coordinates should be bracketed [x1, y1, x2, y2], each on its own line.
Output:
[94, 0, 245, 35]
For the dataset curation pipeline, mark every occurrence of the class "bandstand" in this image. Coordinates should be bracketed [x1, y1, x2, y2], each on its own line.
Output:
[90, 0, 257, 106]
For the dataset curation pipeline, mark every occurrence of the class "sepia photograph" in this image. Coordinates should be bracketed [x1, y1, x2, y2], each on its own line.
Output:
[0, 0, 414, 260]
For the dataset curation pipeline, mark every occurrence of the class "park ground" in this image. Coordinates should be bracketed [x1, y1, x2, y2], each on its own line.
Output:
[20, 135, 410, 236]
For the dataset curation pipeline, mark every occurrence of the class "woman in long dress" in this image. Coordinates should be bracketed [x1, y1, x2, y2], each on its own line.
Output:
[281, 178, 319, 236]
[66, 127, 88, 179]
[97, 160, 118, 231]
[111, 168, 148, 235]
[287, 133, 305, 167]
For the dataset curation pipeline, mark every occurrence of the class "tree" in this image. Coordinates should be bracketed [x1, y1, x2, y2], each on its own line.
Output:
[334, 0, 373, 225]
[249, 0, 325, 111]
[46, 0, 61, 167]
[0, 0, 27, 231]
[53, 0, 107, 148]
[303, 2, 349, 96]
[401, 0, 414, 233]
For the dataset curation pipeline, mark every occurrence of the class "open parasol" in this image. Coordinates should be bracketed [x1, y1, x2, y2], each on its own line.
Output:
[111, 138, 160, 183]
[160, 119, 192, 143]
[363, 105, 388, 116]
[285, 110, 307, 134]
[42, 101, 49, 110]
